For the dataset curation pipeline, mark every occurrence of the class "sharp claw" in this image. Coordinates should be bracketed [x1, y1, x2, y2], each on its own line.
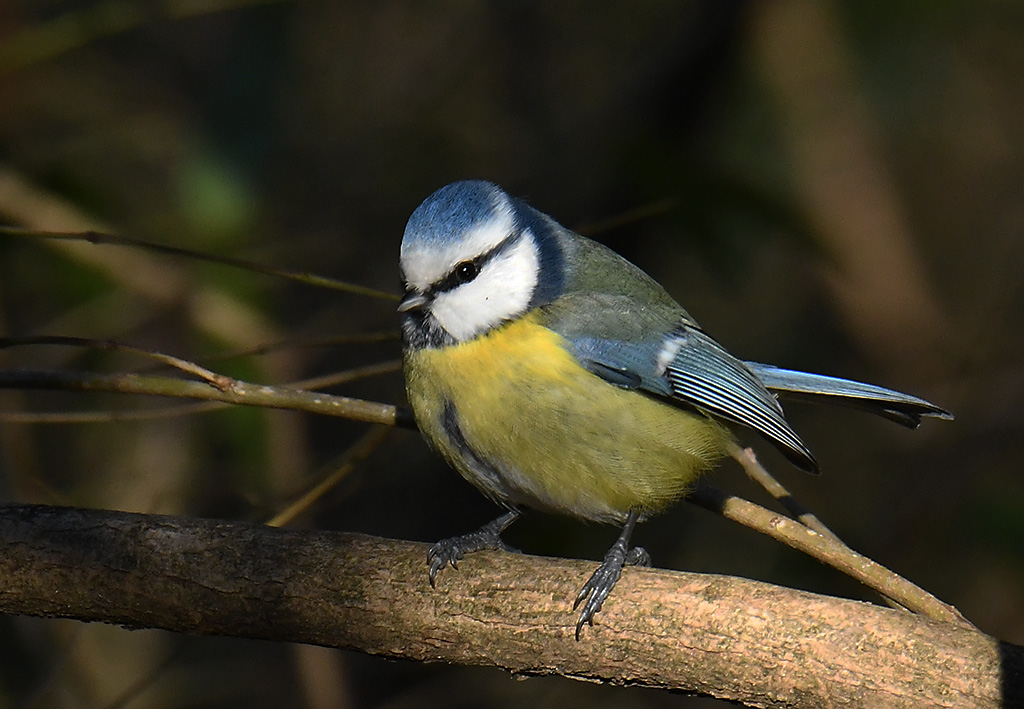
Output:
[572, 512, 646, 640]
[425, 511, 521, 588]
[573, 569, 612, 640]
[573, 586, 588, 610]
[575, 590, 602, 641]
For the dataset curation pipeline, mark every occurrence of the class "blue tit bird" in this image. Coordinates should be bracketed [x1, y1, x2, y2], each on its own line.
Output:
[398, 180, 951, 639]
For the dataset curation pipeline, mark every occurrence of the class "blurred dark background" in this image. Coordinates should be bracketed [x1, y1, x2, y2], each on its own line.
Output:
[1, 1, 1022, 707]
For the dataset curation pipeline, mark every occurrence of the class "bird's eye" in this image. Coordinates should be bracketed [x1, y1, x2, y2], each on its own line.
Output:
[453, 260, 479, 284]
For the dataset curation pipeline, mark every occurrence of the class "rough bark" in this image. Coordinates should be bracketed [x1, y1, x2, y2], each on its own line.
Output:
[0, 504, 1018, 707]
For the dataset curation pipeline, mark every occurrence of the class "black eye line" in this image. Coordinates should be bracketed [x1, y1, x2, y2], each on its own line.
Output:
[432, 230, 521, 295]
[433, 258, 480, 294]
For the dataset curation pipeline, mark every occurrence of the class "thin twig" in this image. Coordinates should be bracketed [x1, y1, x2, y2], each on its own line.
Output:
[0, 357, 402, 425]
[267, 425, 392, 527]
[727, 442, 910, 612]
[0, 227, 398, 301]
[0, 335, 230, 387]
[727, 442, 840, 541]
[0, 337, 401, 424]
[206, 331, 401, 361]
[0, 369, 411, 428]
[292, 361, 402, 391]
[687, 485, 973, 629]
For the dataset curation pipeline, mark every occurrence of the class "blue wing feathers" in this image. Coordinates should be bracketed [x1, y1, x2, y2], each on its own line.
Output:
[569, 327, 819, 472]
[665, 329, 818, 471]
[561, 323, 949, 474]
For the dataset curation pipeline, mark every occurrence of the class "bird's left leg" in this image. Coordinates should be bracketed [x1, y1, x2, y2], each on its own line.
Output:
[573, 510, 649, 640]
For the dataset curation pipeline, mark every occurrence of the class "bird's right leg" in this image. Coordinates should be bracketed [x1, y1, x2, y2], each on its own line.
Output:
[428, 509, 521, 586]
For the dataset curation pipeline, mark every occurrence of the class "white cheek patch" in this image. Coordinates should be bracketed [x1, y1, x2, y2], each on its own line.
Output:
[430, 234, 540, 342]
[401, 195, 515, 290]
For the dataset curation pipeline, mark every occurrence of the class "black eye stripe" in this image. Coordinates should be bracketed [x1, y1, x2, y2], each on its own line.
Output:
[432, 230, 522, 295]
[435, 258, 480, 293]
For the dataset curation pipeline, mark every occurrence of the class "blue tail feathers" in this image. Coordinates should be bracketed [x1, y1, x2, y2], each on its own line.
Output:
[745, 362, 953, 429]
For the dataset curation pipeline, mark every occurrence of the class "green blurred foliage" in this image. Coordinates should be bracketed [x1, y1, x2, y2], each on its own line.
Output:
[0, 1, 1023, 707]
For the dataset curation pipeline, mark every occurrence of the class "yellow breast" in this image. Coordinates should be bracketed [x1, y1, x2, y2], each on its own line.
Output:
[404, 312, 732, 523]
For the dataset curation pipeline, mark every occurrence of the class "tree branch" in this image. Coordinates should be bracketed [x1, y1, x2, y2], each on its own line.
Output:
[0, 369, 411, 428]
[0, 504, 1017, 707]
[687, 485, 971, 628]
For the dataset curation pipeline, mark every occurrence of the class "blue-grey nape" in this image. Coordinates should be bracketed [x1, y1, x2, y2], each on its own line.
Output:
[404, 181, 506, 247]
[509, 196, 567, 308]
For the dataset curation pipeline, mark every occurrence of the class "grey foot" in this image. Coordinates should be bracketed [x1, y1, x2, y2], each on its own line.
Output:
[572, 510, 646, 640]
[573, 544, 649, 639]
[427, 510, 520, 587]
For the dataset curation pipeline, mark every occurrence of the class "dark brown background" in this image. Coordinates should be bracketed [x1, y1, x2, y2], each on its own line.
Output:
[1, 2, 1022, 707]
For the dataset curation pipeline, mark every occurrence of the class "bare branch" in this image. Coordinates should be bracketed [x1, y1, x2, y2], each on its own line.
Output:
[266, 425, 393, 527]
[0, 339, 977, 636]
[0, 335, 233, 386]
[0, 504, 1014, 708]
[0, 226, 398, 300]
[728, 442, 841, 540]
[687, 485, 972, 628]
[0, 369, 412, 428]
